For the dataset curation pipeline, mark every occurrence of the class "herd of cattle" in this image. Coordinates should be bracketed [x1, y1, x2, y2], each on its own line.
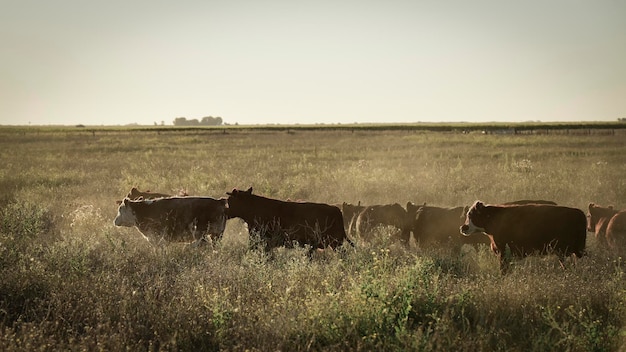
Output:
[114, 187, 626, 272]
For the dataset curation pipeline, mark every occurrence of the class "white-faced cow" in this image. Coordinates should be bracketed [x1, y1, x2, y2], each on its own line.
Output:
[226, 188, 353, 253]
[587, 203, 619, 248]
[460, 201, 586, 273]
[114, 196, 227, 246]
[355, 203, 412, 246]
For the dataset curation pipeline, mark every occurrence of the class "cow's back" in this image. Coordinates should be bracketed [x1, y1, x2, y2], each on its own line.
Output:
[492, 205, 586, 257]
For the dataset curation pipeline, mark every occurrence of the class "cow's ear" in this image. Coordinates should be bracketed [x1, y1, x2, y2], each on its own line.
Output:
[116, 200, 122, 205]
[245, 187, 253, 194]
[123, 198, 130, 205]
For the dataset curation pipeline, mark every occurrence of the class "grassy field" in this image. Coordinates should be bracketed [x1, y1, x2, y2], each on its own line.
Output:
[1, 126, 626, 351]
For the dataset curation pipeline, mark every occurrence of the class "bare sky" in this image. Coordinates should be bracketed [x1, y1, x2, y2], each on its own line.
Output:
[2, 0, 625, 126]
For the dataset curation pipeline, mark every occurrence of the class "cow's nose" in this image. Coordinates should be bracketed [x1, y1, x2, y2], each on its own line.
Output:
[460, 224, 469, 233]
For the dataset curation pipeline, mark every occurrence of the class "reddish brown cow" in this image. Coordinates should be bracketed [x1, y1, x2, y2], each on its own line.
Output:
[460, 201, 586, 272]
[226, 188, 353, 252]
[114, 196, 227, 245]
[586, 203, 619, 248]
[355, 203, 411, 245]
[606, 211, 626, 251]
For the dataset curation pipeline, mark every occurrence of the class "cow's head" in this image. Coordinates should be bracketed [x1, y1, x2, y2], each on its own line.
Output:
[225, 187, 253, 213]
[460, 201, 488, 236]
[587, 203, 615, 233]
[406, 201, 425, 219]
[113, 198, 138, 227]
[128, 187, 141, 199]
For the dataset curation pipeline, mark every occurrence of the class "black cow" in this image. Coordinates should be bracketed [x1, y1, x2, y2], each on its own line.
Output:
[226, 188, 353, 252]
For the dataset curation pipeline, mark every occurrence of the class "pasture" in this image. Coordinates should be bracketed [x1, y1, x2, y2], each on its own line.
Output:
[1, 126, 626, 351]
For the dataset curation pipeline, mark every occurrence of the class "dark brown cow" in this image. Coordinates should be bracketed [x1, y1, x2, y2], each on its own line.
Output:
[341, 202, 365, 235]
[406, 202, 491, 251]
[114, 196, 227, 245]
[409, 204, 490, 249]
[460, 201, 586, 272]
[586, 203, 619, 248]
[355, 203, 411, 245]
[606, 210, 626, 251]
[225, 188, 353, 252]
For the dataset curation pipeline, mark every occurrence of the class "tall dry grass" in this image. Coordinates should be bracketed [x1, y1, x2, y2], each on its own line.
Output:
[1, 127, 625, 351]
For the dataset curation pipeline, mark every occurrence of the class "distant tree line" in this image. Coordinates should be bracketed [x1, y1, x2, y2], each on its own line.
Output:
[173, 116, 223, 126]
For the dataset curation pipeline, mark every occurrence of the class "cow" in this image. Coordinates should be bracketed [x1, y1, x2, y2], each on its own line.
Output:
[586, 203, 619, 248]
[225, 187, 353, 253]
[606, 210, 626, 251]
[341, 202, 366, 235]
[355, 203, 411, 245]
[409, 204, 490, 250]
[114, 196, 227, 246]
[460, 201, 586, 273]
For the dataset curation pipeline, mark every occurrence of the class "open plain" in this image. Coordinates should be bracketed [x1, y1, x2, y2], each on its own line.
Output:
[1, 125, 626, 351]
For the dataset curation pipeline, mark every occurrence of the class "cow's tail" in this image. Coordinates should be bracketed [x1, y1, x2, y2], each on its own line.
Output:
[346, 237, 356, 248]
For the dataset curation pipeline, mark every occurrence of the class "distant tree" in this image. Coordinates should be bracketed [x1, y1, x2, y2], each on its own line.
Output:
[201, 116, 223, 126]
[174, 116, 223, 126]
[173, 117, 188, 126]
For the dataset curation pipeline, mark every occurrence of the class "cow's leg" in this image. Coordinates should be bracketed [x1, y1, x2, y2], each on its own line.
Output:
[189, 238, 209, 248]
[397, 229, 411, 248]
[498, 243, 513, 274]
